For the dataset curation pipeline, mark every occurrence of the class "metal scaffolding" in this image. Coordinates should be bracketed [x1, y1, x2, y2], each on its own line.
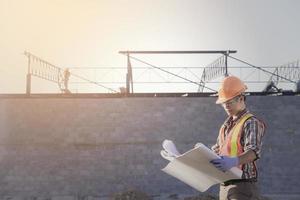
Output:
[119, 50, 237, 94]
[23, 50, 300, 94]
[24, 51, 117, 94]
[263, 59, 300, 92]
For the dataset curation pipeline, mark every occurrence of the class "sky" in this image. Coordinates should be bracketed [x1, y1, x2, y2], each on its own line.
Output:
[0, 0, 300, 93]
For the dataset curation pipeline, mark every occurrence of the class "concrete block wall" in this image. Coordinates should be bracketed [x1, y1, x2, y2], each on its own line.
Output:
[0, 96, 299, 199]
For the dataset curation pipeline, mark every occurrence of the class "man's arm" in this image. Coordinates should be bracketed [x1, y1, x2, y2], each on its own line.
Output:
[237, 149, 257, 165]
[211, 118, 265, 172]
[210, 150, 257, 172]
[211, 143, 220, 154]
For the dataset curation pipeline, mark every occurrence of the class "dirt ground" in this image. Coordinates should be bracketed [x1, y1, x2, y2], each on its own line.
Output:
[110, 190, 272, 200]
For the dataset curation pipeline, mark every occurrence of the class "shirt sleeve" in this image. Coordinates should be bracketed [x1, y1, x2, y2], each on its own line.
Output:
[243, 117, 266, 160]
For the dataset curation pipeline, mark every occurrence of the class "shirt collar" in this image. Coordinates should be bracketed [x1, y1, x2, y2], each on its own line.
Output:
[224, 108, 249, 127]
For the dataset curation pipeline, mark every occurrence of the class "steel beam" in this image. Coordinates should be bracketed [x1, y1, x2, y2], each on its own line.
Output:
[119, 50, 237, 54]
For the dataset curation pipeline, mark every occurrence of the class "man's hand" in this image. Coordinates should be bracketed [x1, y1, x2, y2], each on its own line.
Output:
[211, 144, 220, 154]
[160, 150, 175, 161]
[162, 140, 180, 156]
[194, 143, 202, 148]
[210, 156, 239, 172]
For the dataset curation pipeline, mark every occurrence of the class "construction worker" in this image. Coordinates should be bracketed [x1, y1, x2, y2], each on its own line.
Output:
[63, 68, 71, 93]
[210, 76, 266, 200]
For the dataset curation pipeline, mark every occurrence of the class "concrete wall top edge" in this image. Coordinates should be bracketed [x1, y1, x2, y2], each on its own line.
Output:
[0, 92, 299, 99]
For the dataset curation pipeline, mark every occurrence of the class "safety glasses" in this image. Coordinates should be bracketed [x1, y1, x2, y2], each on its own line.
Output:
[222, 95, 241, 106]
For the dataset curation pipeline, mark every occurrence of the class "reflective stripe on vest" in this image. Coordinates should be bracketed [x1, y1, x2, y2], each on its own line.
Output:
[219, 113, 253, 156]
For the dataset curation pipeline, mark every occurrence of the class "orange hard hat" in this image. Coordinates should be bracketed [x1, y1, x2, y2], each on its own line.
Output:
[216, 76, 247, 104]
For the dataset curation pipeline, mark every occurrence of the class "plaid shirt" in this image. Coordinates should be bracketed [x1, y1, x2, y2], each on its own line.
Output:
[213, 109, 266, 179]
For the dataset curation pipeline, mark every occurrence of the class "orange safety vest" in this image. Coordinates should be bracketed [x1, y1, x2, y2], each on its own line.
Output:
[219, 113, 253, 158]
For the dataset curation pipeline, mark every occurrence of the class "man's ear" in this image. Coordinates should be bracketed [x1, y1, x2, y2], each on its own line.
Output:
[239, 95, 244, 103]
[242, 95, 246, 103]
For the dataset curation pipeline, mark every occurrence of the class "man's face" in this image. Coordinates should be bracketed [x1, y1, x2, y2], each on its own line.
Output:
[221, 95, 243, 116]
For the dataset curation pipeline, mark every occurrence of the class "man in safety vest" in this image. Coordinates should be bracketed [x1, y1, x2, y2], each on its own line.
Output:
[210, 76, 266, 200]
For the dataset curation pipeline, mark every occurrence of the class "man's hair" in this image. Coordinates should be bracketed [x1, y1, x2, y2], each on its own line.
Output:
[241, 94, 246, 102]
[236, 94, 246, 102]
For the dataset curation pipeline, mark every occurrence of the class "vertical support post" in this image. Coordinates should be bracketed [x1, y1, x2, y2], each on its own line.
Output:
[126, 53, 133, 94]
[276, 68, 279, 84]
[26, 74, 31, 95]
[126, 53, 130, 94]
[126, 73, 129, 94]
[225, 51, 229, 77]
[296, 80, 300, 93]
[26, 55, 31, 95]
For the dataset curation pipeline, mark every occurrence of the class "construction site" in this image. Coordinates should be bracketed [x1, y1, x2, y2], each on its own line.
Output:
[1, 1, 300, 200]
[0, 50, 299, 200]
